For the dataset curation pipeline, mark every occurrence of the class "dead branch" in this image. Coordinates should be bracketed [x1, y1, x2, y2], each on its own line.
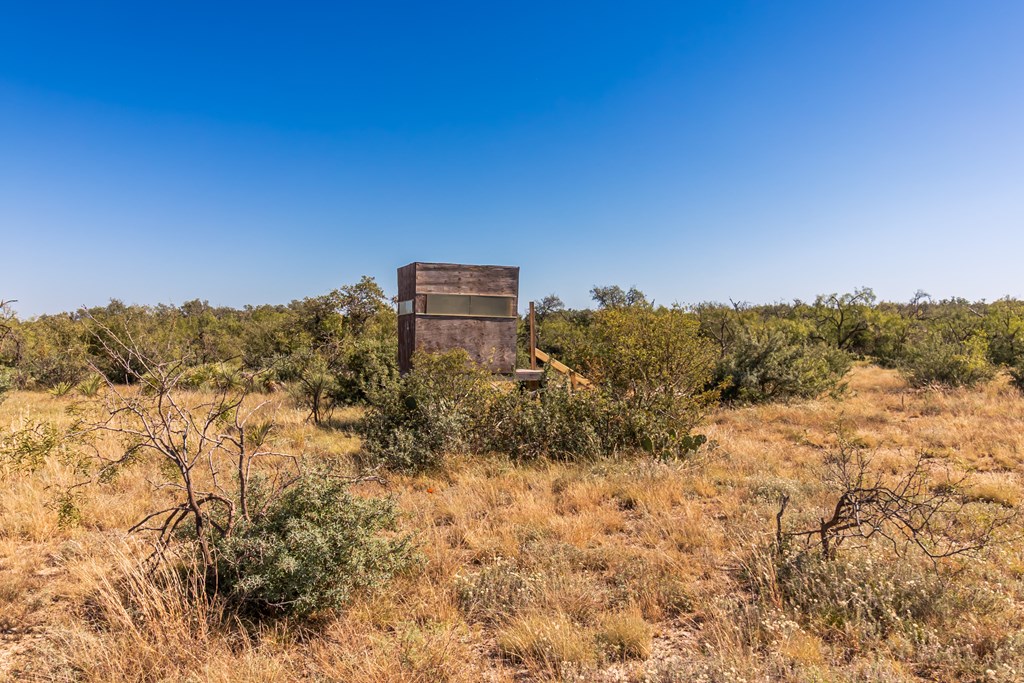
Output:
[777, 436, 1019, 562]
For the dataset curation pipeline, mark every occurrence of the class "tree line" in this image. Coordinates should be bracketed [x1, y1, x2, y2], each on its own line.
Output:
[3, 282, 1024, 406]
[535, 286, 1024, 399]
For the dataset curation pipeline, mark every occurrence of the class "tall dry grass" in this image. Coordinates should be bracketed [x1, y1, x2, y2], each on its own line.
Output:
[2, 365, 1023, 681]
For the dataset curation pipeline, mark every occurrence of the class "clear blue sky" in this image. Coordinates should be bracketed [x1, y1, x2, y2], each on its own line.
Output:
[2, 1, 1022, 316]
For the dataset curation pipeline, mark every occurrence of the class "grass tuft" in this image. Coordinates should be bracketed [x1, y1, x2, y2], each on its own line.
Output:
[595, 606, 652, 660]
[496, 611, 596, 671]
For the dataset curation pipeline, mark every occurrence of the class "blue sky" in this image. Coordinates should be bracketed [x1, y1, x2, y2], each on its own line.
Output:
[1, 1, 1022, 316]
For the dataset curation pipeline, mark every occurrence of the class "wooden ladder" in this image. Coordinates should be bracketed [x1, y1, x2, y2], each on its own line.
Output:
[533, 349, 593, 389]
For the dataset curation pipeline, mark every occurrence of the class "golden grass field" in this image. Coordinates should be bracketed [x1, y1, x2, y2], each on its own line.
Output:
[2, 364, 1023, 682]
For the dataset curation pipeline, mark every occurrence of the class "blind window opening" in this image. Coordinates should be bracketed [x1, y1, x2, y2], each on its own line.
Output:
[424, 294, 516, 318]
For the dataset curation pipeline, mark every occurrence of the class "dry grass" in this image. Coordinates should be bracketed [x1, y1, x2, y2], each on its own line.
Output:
[497, 611, 596, 672]
[595, 606, 652, 660]
[2, 364, 1024, 681]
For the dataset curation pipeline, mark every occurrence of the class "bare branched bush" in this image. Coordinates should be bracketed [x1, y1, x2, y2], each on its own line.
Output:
[69, 312, 297, 567]
[776, 433, 1019, 560]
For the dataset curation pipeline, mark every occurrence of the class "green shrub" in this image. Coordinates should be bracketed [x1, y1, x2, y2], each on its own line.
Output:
[212, 473, 416, 618]
[487, 378, 707, 463]
[863, 304, 918, 367]
[76, 374, 104, 397]
[360, 346, 713, 471]
[587, 306, 717, 426]
[47, 380, 75, 397]
[16, 313, 89, 388]
[358, 350, 494, 472]
[716, 326, 852, 403]
[485, 382, 607, 462]
[985, 298, 1024, 367]
[290, 353, 339, 425]
[331, 323, 399, 405]
[903, 331, 996, 388]
[362, 370, 614, 470]
[0, 421, 69, 472]
[583, 305, 717, 457]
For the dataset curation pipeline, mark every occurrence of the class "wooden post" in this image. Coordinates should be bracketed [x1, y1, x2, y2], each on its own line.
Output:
[529, 301, 537, 370]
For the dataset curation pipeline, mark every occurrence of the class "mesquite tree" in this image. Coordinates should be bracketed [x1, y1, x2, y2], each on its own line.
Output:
[812, 288, 876, 352]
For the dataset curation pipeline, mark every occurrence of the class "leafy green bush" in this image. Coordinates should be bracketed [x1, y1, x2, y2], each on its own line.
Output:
[486, 382, 607, 462]
[584, 305, 717, 457]
[14, 313, 89, 388]
[358, 350, 493, 471]
[0, 421, 70, 472]
[587, 306, 716, 414]
[862, 303, 920, 368]
[903, 331, 996, 388]
[359, 348, 711, 471]
[331, 317, 399, 405]
[212, 473, 416, 618]
[533, 308, 596, 372]
[985, 298, 1024, 367]
[488, 378, 708, 462]
[716, 326, 852, 403]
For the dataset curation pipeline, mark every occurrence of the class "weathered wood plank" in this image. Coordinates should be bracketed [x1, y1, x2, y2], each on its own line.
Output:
[415, 317, 517, 373]
[398, 314, 417, 374]
[411, 262, 519, 297]
[515, 369, 544, 382]
[397, 263, 418, 301]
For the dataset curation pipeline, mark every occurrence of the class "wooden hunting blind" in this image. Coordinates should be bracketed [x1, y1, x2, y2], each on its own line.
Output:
[397, 262, 520, 374]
